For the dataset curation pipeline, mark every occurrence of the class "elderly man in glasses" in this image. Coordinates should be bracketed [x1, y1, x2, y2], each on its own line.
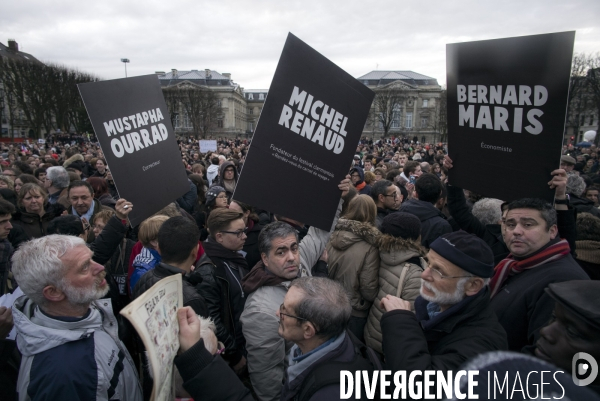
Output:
[379, 230, 507, 392]
[195, 208, 250, 376]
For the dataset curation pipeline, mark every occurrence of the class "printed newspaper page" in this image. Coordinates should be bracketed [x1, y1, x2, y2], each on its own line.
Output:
[120, 274, 184, 401]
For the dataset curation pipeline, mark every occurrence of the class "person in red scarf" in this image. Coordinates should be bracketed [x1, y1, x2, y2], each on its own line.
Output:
[489, 195, 589, 352]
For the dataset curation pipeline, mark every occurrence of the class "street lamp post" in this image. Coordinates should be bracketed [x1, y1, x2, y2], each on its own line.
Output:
[121, 58, 130, 78]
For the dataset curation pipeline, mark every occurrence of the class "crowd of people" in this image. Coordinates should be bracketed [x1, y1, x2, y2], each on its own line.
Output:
[0, 133, 599, 400]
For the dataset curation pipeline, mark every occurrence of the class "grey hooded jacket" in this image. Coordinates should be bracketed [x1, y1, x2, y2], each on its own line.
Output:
[12, 296, 142, 401]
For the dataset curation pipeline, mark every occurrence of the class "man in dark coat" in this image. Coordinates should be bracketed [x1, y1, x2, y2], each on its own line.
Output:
[278, 277, 355, 401]
[195, 208, 249, 375]
[400, 173, 452, 248]
[489, 198, 589, 352]
[133, 216, 208, 318]
[371, 180, 396, 229]
[380, 231, 507, 395]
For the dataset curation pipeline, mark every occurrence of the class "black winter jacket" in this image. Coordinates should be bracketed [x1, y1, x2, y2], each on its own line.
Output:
[489, 248, 589, 352]
[174, 339, 252, 401]
[194, 252, 248, 365]
[133, 262, 209, 318]
[400, 198, 452, 248]
[381, 288, 507, 393]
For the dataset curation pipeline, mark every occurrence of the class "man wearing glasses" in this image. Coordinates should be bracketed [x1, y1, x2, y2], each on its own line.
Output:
[379, 231, 507, 388]
[195, 208, 250, 376]
[371, 180, 398, 229]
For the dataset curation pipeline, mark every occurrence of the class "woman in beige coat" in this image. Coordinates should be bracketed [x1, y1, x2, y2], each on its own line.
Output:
[364, 212, 427, 354]
[327, 194, 381, 341]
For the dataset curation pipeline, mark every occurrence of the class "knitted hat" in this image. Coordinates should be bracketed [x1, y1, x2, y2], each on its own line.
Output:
[380, 212, 421, 241]
[429, 230, 494, 277]
[206, 186, 226, 207]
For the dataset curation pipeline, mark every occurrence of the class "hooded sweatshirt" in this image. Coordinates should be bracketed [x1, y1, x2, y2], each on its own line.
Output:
[206, 163, 220, 186]
[400, 198, 452, 248]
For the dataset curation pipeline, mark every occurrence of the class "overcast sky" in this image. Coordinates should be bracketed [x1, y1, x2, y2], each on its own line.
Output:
[2, 0, 599, 89]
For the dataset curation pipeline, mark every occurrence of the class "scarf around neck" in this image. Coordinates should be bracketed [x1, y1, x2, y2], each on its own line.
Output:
[202, 237, 248, 269]
[489, 238, 570, 298]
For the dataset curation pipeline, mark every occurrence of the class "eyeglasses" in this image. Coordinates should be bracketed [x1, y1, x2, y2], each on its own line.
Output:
[383, 192, 398, 199]
[427, 266, 473, 280]
[216, 195, 228, 200]
[350, 174, 360, 178]
[279, 303, 308, 322]
[220, 227, 247, 238]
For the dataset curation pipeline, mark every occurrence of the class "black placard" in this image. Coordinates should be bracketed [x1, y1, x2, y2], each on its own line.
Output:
[78, 75, 190, 227]
[234, 33, 375, 230]
[447, 32, 575, 202]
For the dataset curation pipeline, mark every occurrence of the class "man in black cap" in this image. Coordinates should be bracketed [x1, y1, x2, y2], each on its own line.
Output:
[380, 231, 507, 377]
[533, 280, 600, 392]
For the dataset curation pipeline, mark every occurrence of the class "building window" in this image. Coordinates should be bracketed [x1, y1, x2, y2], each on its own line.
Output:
[591, 115, 595, 126]
[581, 115, 585, 125]
[406, 112, 413, 129]
[248, 93, 254, 100]
[217, 100, 222, 107]
[248, 108, 253, 115]
[391, 105, 401, 128]
[259, 93, 264, 100]
[218, 119, 223, 128]
[423, 99, 428, 108]
[248, 122, 254, 132]
[421, 117, 428, 128]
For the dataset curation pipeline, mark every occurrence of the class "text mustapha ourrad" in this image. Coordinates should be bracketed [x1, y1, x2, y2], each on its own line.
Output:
[278, 86, 348, 154]
[78, 74, 190, 227]
[102, 108, 168, 158]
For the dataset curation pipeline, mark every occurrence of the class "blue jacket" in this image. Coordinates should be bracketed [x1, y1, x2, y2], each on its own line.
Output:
[129, 247, 161, 293]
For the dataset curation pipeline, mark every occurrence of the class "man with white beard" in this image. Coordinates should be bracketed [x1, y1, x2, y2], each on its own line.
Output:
[379, 231, 507, 381]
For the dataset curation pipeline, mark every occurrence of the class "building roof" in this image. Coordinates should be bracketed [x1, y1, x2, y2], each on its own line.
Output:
[357, 70, 436, 81]
[0, 41, 43, 64]
[158, 69, 230, 81]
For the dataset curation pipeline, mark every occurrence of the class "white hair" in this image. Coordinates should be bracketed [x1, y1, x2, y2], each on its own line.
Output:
[472, 198, 504, 226]
[12, 235, 86, 306]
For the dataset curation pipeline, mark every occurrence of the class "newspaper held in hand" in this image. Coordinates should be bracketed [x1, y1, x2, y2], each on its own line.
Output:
[120, 274, 183, 401]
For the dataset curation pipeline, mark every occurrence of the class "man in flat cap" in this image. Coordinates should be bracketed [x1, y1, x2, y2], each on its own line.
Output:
[533, 280, 600, 392]
[560, 155, 576, 174]
[380, 231, 507, 378]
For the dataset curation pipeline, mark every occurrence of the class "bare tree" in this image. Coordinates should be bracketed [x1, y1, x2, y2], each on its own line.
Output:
[372, 86, 409, 137]
[585, 53, 600, 146]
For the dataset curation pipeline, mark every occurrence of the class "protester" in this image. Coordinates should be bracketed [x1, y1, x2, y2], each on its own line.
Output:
[133, 216, 208, 317]
[129, 215, 168, 292]
[87, 177, 117, 209]
[364, 212, 426, 354]
[0, 199, 15, 296]
[211, 161, 239, 201]
[44, 166, 70, 208]
[400, 173, 452, 248]
[380, 231, 507, 384]
[195, 208, 249, 374]
[11, 235, 143, 400]
[229, 199, 264, 268]
[532, 280, 600, 391]
[327, 195, 380, 342]
[349, 166, 371, 195]
[370, 179, 397, 229]
[206, 156, 220, 186]
[575, 212, 600, 280]
[489, 198, 589, 351]
[67, 180, 111, 242]
[277, 277, 355, 400]
[12, 183, 64, 240]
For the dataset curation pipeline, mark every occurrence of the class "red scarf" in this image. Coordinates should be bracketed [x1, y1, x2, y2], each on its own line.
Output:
[489, 239, 570, 298]
[355, 181, 366, 191]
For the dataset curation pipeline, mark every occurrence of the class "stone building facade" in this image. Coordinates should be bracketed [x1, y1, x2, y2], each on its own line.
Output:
[358, 70, 443, 142]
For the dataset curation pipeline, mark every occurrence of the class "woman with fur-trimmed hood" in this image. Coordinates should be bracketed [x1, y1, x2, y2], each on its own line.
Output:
[327, 194, 381, 342]
[364, 212, 427, 354]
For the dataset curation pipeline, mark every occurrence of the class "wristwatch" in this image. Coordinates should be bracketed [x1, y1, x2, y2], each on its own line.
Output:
[554, 194, 570, 205]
